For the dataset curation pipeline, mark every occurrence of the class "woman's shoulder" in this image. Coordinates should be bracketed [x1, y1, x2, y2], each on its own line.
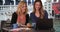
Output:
[12, 12, 17, 16]
[44, 10, 48, 19]
[13, 12, 17, 14]
[44, 10, 48, 14]
[26, 14, 29, 19]
[30, 12, 35, 18]
[26, 14, 29, 16]
[30, 12, 34, 16]
[44, 10, 48, 15]
[12, 12, 16, 14]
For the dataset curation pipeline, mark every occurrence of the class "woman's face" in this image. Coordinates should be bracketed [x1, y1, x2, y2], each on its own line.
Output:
[21, 4, 27, 13]
[35, 2, 41, 10]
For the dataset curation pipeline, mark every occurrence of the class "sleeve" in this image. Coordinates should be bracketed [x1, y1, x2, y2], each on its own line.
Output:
[29, 13, 33, 23]
[25, 14, 30, 25]
[30, 13, 33, 19]
[11, 12, 17, 24]
[45, 11, 48, 19]
[30, 13, 35, 23]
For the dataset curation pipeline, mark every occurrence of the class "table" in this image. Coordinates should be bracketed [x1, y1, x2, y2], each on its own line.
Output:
[2, 27, 33, 32]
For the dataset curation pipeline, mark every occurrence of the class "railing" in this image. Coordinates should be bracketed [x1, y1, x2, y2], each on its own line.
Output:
[0, 5, 18, 20]
[0, 5, 17, 12]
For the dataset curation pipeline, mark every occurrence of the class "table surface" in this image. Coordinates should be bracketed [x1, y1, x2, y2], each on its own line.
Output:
[3, 27, 32, 31]
[3, 27, 53, 32]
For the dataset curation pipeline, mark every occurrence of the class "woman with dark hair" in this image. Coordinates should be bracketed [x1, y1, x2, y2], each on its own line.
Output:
[30, 0, 48, 19]
[30, 0, 48, 30]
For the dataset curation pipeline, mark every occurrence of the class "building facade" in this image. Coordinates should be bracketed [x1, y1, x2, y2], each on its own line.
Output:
[44, 0, 53, 19]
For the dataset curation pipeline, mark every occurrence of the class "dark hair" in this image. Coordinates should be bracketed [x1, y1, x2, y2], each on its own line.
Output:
[33, 0, 45, 19]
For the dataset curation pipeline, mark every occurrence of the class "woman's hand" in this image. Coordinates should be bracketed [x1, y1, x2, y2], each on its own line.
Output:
[27, 23, 32, 28]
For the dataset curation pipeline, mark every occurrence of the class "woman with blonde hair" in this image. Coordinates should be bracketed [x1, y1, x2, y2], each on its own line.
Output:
[11, 1, 31, 28]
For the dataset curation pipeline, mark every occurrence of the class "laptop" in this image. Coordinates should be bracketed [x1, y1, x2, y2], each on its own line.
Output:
[36, 19, 53, 30]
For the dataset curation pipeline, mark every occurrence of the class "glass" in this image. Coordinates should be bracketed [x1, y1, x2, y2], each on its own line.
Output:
[12, 23, 18, 29]
[29, 18, 32, 24]
[29, 18, 36, 29]
[32, 23, 36, 29]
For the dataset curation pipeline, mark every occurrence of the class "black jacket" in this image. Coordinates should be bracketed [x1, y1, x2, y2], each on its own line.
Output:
[11, 12, 29, 25]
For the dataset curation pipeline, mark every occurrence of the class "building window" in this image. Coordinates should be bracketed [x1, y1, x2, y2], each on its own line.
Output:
[49, 7, 51, 9]
[45, 7, 47, 9]
[49, 10, 51, 11]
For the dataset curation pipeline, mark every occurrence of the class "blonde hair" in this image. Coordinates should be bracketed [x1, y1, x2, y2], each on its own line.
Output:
[16, 1, 28, 15]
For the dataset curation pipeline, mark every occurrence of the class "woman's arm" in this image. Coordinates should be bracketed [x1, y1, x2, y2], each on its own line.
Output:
[26, 14, 32, 28]
[11, 12, 17, 24]
[26, 14, 29, 25]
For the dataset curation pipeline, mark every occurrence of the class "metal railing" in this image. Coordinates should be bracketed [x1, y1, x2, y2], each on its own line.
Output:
[0, 5, 17, 11]
[0, 5, 18, 21]
[0, 5, 18, 16]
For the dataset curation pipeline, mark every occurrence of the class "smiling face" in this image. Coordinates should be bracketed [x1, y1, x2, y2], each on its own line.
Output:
[35, 2, 42, 10]
[21, 4, 27, 14]
[16, 1, 28, 15]
[33, 0, 44, 19]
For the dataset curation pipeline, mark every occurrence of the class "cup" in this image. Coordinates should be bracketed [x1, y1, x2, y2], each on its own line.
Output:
[32, 23, 36, 29]
[12, 24, 18, 29]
